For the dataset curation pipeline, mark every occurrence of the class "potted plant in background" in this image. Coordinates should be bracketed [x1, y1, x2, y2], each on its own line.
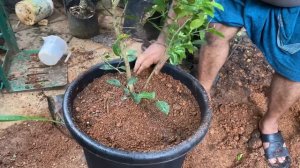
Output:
[65, 0, 99, 38]
[63, 0, 223, 167]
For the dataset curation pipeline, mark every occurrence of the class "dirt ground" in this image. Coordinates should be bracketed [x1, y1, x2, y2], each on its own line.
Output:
[1, 1, 300, 168]
[1, 34, 300, 168]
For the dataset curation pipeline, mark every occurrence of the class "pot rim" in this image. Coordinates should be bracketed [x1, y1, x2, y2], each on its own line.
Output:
[63, 60, 212, 165]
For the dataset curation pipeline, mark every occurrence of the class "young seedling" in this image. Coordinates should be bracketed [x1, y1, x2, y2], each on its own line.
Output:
[106, 76, 170, 115]
[236, 153, 244, 161]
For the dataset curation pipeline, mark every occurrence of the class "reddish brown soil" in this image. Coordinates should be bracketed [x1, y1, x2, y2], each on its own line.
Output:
[182, 36, 300, 168]
[0, 122, 86, 168]
[73, 70, 201, 152]
[1, 36, 300, 167]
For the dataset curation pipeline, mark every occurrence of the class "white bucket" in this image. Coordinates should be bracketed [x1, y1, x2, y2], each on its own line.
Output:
[38, 35, 68, 66]
[15, 0, 54, 26]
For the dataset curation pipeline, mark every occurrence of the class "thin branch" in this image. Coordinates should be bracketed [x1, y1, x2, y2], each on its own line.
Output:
[103, 60, 123, 74]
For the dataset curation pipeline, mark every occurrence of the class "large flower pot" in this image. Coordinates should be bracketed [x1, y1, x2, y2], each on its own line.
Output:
[63, 60, 212, 168]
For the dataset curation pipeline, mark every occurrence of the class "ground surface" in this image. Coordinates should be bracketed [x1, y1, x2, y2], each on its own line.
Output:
[1, 1, 300, 168]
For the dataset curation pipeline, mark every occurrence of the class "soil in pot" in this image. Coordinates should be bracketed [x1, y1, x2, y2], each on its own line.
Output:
[69, 6, 95, 19]
[73, 69, 201, 152]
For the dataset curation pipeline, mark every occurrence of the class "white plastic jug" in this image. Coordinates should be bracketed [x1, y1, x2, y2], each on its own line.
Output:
[38, 35, 68, 66]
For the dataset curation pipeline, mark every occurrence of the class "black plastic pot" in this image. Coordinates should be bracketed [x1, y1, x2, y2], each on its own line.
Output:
[63, 60, 212, 168]
[64, 0, 99, 39]
[123, 0, 163, 42]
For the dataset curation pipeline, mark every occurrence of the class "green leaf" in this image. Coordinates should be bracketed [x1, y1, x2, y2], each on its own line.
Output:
[203, 6, 214, 17]
[106, 79, 122, 87]
[112, 34, 130, 56]
[0, 115, 60, 123]
[155, 101, 170, 115]
[112, 42, 121, 56]
[128, 55, 137, 62]
[99, 63, 114, 70]
[118, 65, 126, 71]
[126, 49, 137, 57]
[212, 2, 224, 11]
[199, 30, 206, 40]
[127, 77, 138, 85]
[123, 88, 130, 95]
[132, 92, 141, 104]
[190, 18, 204, 30]
[126, 49, 137, 62]
[138, 92, 156, 100]
[236, 153, 243, 161]
[193, 40, 206, 45]
[207, 28, 225, 38]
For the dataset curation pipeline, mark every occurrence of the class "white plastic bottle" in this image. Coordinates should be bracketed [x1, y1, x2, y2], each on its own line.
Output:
[38, 35, 68, 66]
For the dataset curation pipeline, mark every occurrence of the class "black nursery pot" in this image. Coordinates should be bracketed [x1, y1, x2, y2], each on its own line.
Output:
[64, 0, 99, 39]
[63, 60, 212, 168]
[123, 0, 162, 42]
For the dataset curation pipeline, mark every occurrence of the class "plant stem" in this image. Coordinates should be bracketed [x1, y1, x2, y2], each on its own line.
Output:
[112, 0, 121, 36]
[112, 0, 134, 92]
[79, 0, 88, 9]
[122, 45, 134, 92]
[103, 60, 123, 74]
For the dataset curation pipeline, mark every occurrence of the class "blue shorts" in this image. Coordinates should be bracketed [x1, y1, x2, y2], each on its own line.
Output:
[211, 0, 300, 82]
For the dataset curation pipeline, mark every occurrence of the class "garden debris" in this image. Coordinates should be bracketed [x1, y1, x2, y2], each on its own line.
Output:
[38, 19, 49, 26]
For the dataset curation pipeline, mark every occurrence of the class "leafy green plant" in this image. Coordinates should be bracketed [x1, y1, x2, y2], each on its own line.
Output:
[236, 153, 243, 161]
[106, 76, 170, 114]
[100, 0, 223, 115]
[144, 0, 224, 85]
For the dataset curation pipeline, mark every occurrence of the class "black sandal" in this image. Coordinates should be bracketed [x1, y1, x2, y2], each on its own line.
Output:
[261, 131, 291, 168]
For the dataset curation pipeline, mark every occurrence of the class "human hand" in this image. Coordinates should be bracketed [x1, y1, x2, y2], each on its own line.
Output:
[134, 42, 167, 75]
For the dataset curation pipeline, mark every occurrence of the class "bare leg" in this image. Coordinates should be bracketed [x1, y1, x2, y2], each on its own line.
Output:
[260, 73, 300, 164]
[198, 23, 240, 95]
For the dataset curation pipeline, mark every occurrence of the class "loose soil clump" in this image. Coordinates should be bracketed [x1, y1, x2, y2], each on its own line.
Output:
[73, 69, 201, 152]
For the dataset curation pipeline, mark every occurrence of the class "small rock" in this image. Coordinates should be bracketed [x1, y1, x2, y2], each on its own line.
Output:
[247, 59, 251, 62]
[38, 19, 48, 26]
[179, 112, 183, 116]
[173, 104, 181, 110]
[75, 107, 80, 111]
[180, 101, 187, 106]
[234, 135, 240, 141]
[116, 122, 122, 127]
[247, 137, 262, 150]
[166, 83, 172, 88]
[238, 127, 245, 134]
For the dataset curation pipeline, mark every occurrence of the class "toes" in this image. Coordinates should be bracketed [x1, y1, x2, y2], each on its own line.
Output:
[268, 158, 277, 165]
[278, 157, 286, 163]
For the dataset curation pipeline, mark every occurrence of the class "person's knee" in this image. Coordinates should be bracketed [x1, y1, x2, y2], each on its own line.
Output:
[205, 23, 240, 47]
